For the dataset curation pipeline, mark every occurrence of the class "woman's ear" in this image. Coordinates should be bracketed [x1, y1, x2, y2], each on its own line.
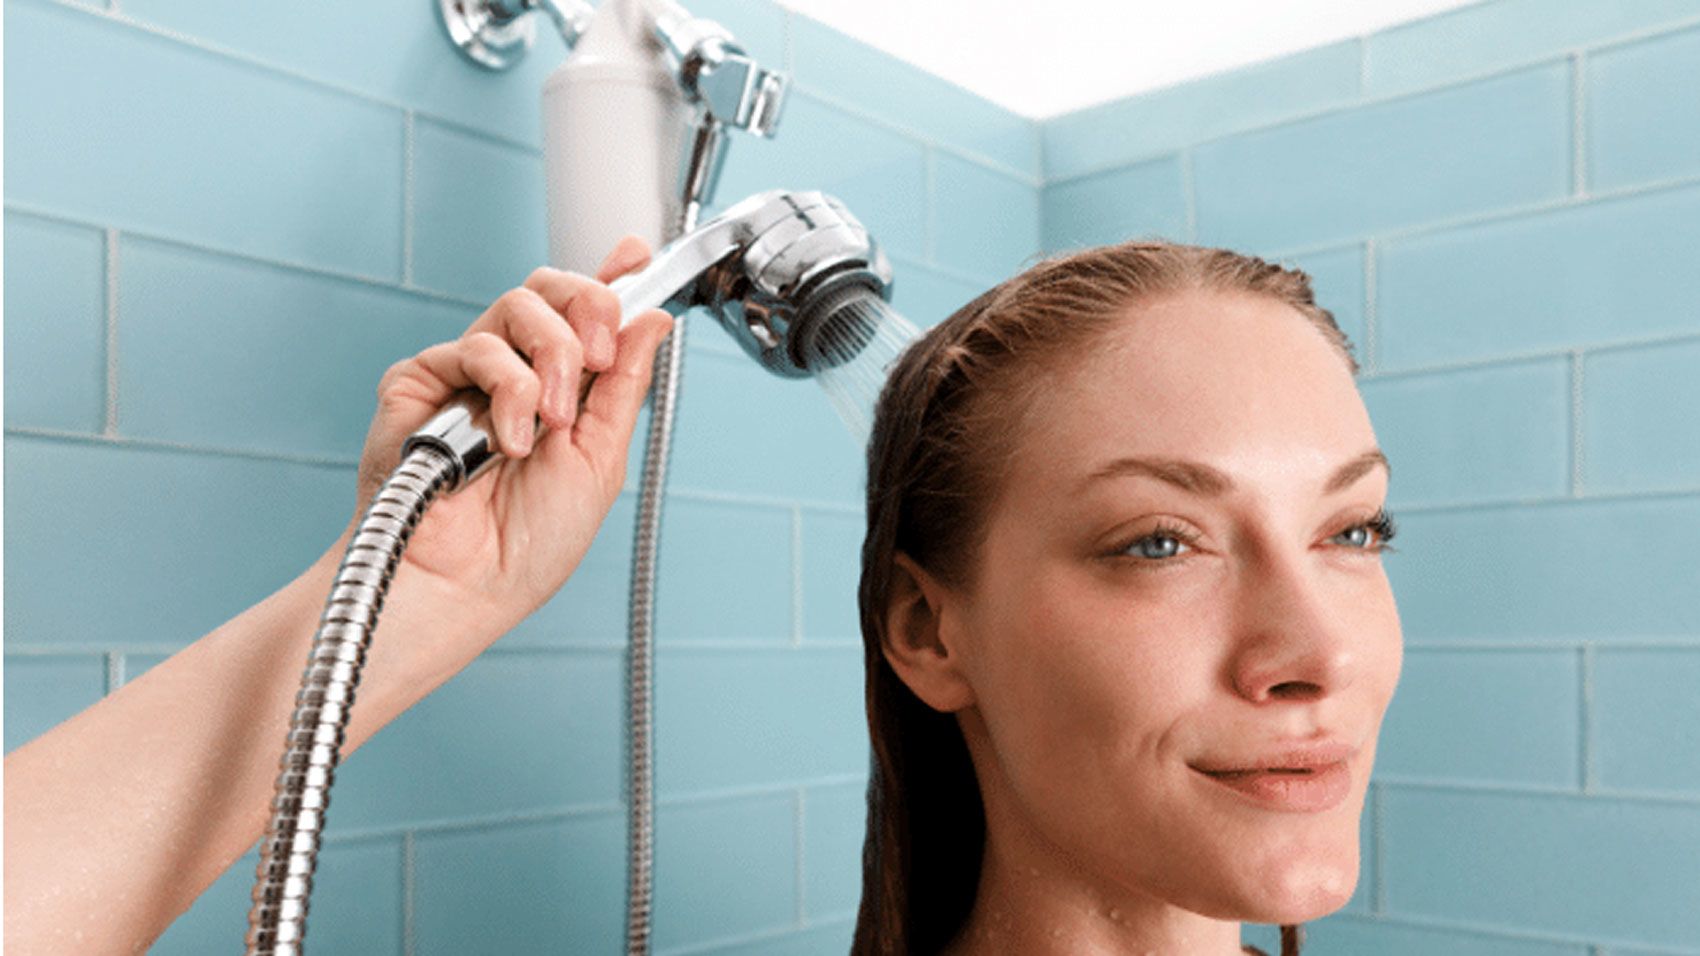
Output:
[882, 551, 975, 713]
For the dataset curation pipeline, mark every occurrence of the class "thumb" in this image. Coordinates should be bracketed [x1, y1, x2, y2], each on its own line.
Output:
[569, 308, 677, 475]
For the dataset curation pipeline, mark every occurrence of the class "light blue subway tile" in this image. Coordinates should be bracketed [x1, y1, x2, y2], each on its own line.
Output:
[800, 509, 862, 643]
[154, 839, 401, 956]
[668, 351, 865, 505]
[1584, 340, 1700, 495]
[803, 782, 865, 920]
[688, 920, 856, 956]
[3, 213, 106, 433]
[890, 262, 989, 331]
[1382, 789, 1700, 947]
[1377, 649, 1581, 787]
[3, 437, 349, 649]
[658, 498, 794, 643]
[1594, 648, 1700, 794]
[1193, 64, 1571, 254]
[1377, 185, 1700, 371]
[1386, 497, 1700, 642]
[716, 94, 929, 263]
[1301, 914, 1590, 956]
[410, 119, 547, 303]
[121, 0, 569, 148]
[414, 814, 625, 955]
[506, 495, 637, 646]
[1285, 245, 1366, 367]
[3, 0, 405, 279]
[117, 238, 474, 459]
[1590, 27, 1700, 191]
[931, 154, 1041, 282]
[1361, 359, 1572, 507]
[2, 655, 107, 754]
[788, 15, 1038, 178]
[654, 794, 797, 950]
[1041, 155, 1190, 252]
[657, 647, 866, 795]
[1044, 42, 1362, 181]
[333, 651, 621, 828]
[1366, 0, 1700, 97]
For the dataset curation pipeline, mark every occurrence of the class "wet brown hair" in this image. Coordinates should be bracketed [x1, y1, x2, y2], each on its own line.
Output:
[850, 240, 1359, 956]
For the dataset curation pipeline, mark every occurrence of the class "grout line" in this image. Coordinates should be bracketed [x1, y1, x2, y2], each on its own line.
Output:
[1580, 644, 1597, 794]
[1371, 781, 1386, 914]
[3, 201, 488, 310]
[401, 831, 417, 956]
[657, 916, 857, 956]
[794, 788, 808, 926]
[1571, 51, 1589, 197]
[1374, 776, 1700, 806]
[1362, 238, 1379, 373]
[1180, 149, 1198, 242]
[791, 506, 805, 646]
[1404, 635, 1700, 651]
[1571, 350, 1587, 496]
[1356, 34, 1370, 95]
[103, 229, 120, 437]
[402, 111, 416, 287]
[104, 651, 125, 694]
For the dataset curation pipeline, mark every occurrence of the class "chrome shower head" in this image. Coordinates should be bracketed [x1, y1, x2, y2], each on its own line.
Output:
[611, 189, 896, 378]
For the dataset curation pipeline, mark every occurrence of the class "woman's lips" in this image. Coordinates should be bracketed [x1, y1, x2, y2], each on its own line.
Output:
[1194, 761, 1352, 812]
[1190, 742, 1357, 813]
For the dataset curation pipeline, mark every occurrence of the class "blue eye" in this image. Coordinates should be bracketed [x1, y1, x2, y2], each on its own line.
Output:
[1334, 509, 1399, 553]
[1119, 522, 1196, 561]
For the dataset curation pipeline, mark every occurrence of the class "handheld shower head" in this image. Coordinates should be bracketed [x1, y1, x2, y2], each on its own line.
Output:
[610, 188, 896, 377]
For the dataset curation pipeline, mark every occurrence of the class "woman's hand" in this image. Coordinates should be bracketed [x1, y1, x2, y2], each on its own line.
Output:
[349, 236, 675, 646]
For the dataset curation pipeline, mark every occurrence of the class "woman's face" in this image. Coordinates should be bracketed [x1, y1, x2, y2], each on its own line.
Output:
[944, 288, 1403, 925]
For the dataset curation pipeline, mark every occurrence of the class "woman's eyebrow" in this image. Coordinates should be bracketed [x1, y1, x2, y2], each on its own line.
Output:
[1078, 449, 1390, 496]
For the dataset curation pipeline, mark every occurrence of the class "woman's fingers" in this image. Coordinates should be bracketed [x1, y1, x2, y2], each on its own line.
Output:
[412, 332, 544, 457]
[463, 286, 588, 430]
[595, 235, 653, 284]
[522, 267, 620, 374]
[569, 308, 676, 477]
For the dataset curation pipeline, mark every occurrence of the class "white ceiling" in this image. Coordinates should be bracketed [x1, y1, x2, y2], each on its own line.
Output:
[773, 0, 1485, 119]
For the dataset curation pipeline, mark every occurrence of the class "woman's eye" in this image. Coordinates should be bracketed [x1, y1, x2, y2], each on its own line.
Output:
[1331, 509, 1399, 553]
[1118, 525, 1196, 562]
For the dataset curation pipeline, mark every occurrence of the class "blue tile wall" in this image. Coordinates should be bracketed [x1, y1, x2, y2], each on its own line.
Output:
[1593, 648, 1700, 795]
[1193, 63, 1573, 254]
[2, 654, 108, 753]
[1043, 41, 1362, 180]
[3, 212, 108, 433]
[1376, 184, 1700, 371]
[1588, 25, 1700, 191]
[11, 0, 1697, 952]
[1582, 339, 1700, 495]
[1364, 0, 1700, 98]
[1361, 358, 1572, 508]
[1040, 6, 1700, 950]
[1042, 155, 1191, 250]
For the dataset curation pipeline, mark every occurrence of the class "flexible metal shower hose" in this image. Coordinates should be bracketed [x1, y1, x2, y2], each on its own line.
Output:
[246, 444, 459, 955]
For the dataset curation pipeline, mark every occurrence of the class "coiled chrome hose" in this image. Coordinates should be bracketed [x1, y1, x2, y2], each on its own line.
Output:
[246, 444, 460, 955]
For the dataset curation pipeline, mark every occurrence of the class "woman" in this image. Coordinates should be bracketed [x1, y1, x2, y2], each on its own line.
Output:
[4, 238, 1398, 955]
[850, 242, 1401, 955]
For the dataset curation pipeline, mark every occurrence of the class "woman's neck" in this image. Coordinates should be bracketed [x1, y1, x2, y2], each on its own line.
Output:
[941, 780, 1245, 956]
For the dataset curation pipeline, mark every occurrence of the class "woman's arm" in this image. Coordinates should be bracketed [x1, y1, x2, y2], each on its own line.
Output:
[3, 239, 675, 954]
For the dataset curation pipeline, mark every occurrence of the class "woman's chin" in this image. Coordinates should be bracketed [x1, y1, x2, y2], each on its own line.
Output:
[1238, 853, 1359, 924]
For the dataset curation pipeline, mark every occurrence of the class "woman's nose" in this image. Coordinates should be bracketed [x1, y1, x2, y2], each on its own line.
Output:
[1228, 551, 1356, 703]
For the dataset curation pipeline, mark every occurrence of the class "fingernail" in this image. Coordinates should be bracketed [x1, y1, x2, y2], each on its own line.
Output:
[511, 412, 534, 455]
[554, 366, 573, 422]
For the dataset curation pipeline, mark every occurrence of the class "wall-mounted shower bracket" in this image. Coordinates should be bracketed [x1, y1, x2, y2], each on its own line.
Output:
[438, 0, 595, 70]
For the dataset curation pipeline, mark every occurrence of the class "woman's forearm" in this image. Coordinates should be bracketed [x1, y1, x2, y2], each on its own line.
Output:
[2, 527, 487, 955]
